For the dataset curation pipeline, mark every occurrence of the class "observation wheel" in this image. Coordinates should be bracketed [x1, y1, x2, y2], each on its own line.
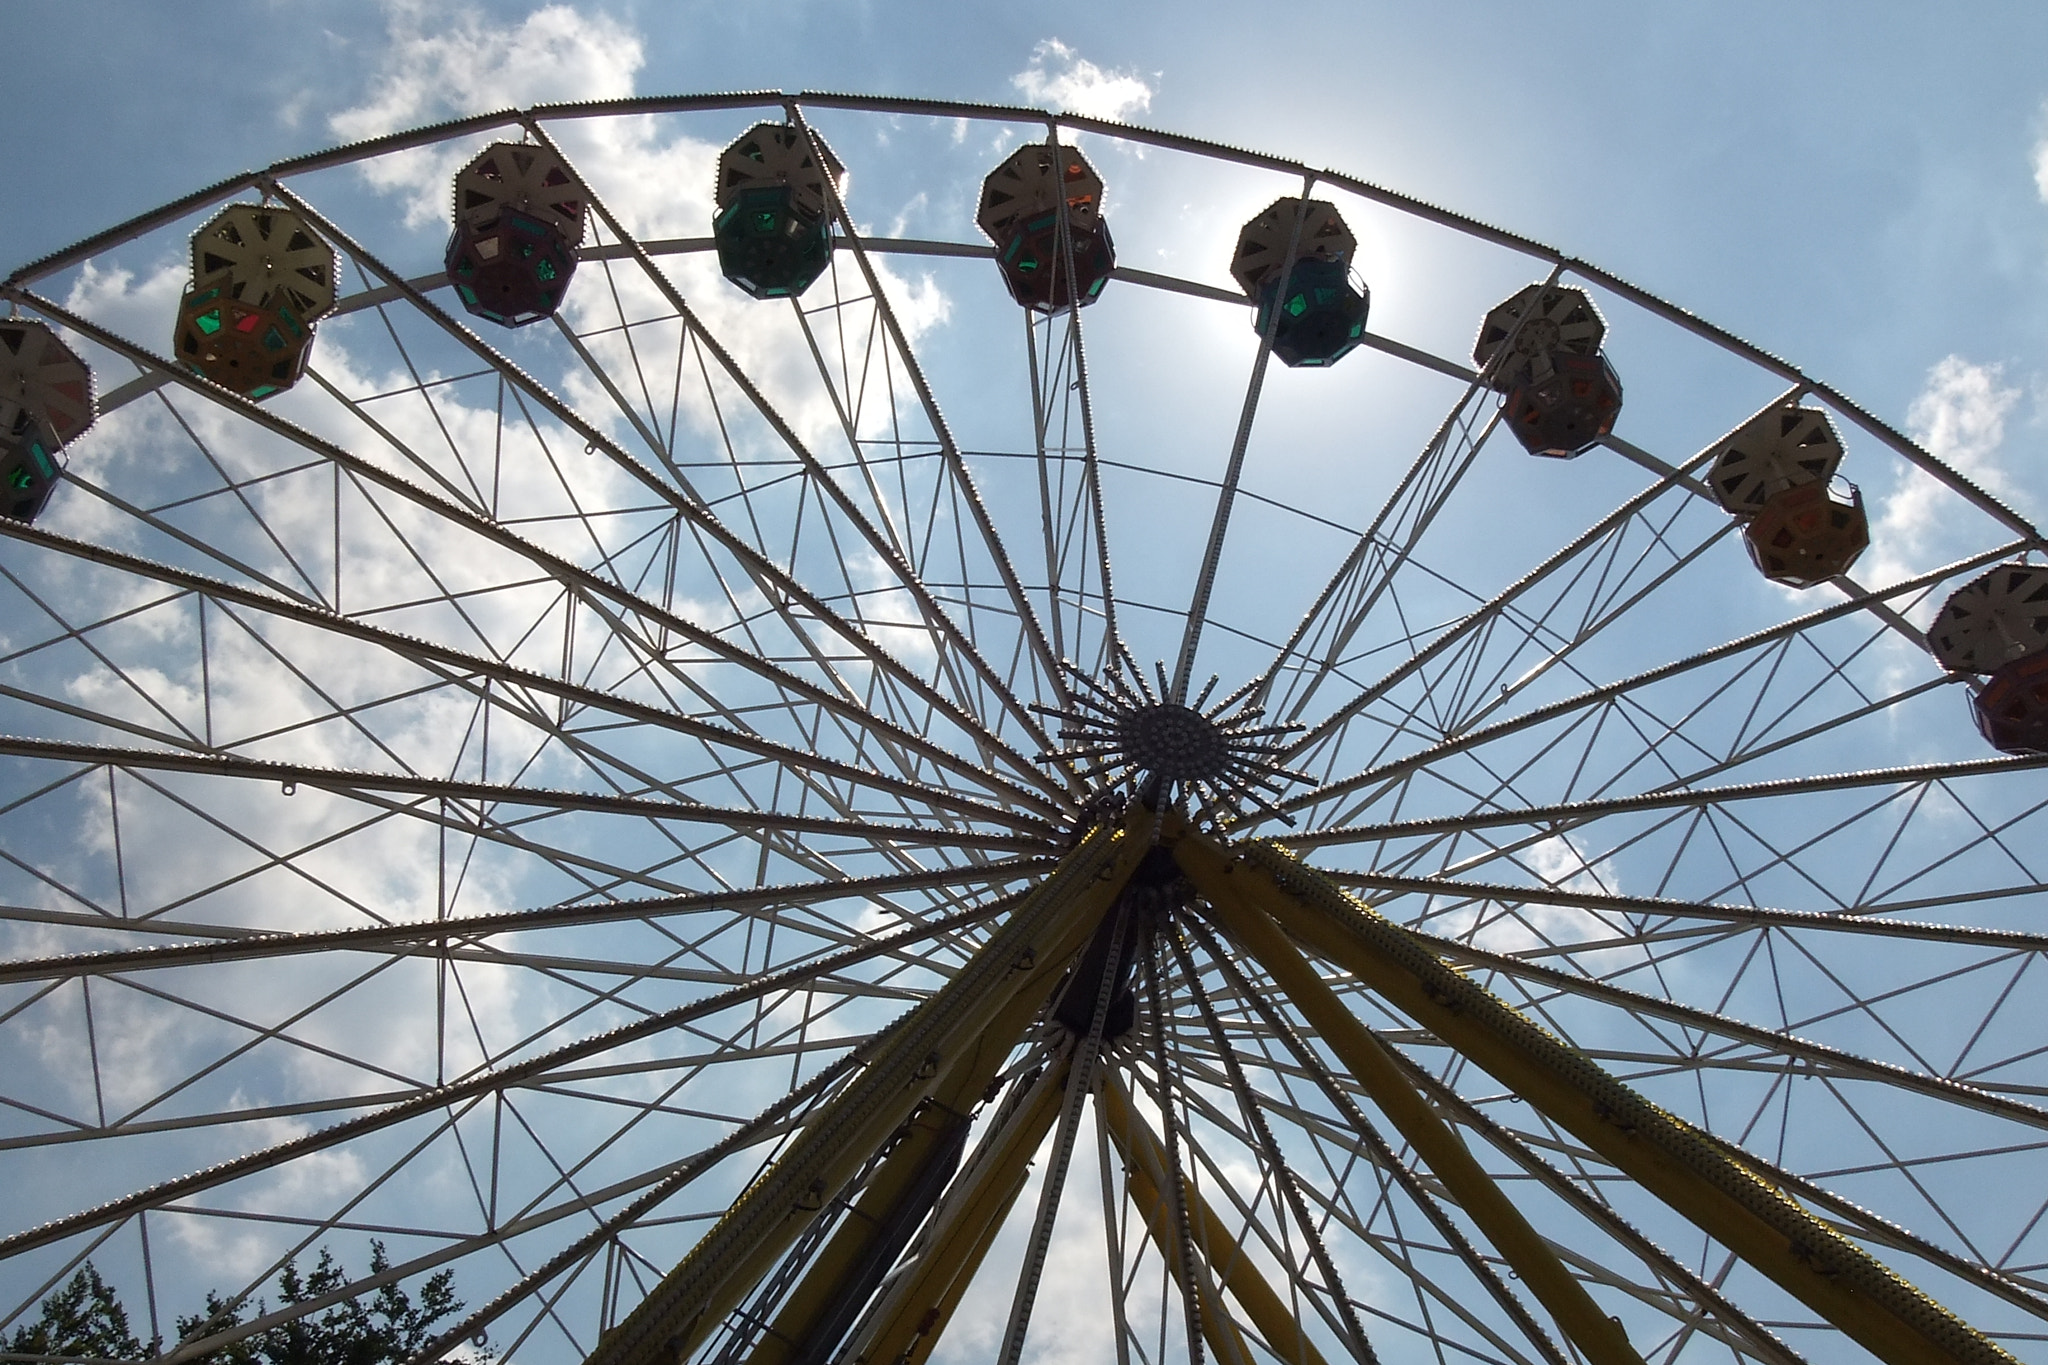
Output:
[4, 92, 2048, 1365]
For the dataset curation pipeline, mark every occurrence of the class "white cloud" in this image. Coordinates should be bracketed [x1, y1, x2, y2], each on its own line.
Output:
[1865, 355, 2024, 587]
[1012, 40, 1154, 124]
[2032, 103, 2048, 204]
[328, 1, 645, 226]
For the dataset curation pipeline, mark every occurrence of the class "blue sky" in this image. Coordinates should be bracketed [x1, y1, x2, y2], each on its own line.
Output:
[11, 0, 2048, 436]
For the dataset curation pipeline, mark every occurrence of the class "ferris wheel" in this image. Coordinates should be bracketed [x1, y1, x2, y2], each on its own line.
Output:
[3, 91, 2047, 1365]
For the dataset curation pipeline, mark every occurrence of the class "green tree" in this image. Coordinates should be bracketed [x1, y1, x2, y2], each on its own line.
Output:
[5, 1264, 143, 1360]
[174, 1242, 487, 1365]
[6, 1247, 486, 1364]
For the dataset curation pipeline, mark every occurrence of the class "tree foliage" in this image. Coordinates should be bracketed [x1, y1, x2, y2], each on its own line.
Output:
[5, 1263, 142, 1361]
[6, 1247, 487, 1364]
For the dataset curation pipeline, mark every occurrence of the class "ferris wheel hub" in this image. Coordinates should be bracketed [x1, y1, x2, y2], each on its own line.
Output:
[1119, 703, 1229, 782]
[1037, 662, 1308, 821]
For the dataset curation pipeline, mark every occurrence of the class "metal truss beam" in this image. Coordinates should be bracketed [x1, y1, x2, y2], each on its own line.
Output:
[0, 735, 1046, 853]
[1322, 869, 2048, 954]
[1280, 753, 2048, 848]
[0, 861, 1049, 986]
[1399, 922, 2048, 1129]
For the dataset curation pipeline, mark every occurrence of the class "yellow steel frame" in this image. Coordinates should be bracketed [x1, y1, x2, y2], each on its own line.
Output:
[1173, 831, 2018, 1365]
[742, 1096, 969, 1365]
[841, 1059, 1067, 1365]
[581, 807, 2015, 1365]
[586, 814, 1150, 1365]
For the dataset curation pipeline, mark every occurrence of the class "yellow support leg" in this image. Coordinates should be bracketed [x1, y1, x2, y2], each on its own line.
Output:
[1177, 838, 1643, 1365]
[586, 815, 1149, 1365]
[1101, 1073, 1332, 1365]
[742, 1097, 970, 1365]
[845, 1058, 1070, 1365]
[1176, 832, 2018, 1365]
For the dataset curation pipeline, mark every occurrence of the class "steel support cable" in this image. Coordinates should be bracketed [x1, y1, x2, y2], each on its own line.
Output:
[1278, 753, 2048, 850]
[1171, 184, 1310, 706]
[1272, 428, 1731, 771]
[1179, 916, 1576, 1365]
[0, 292, 1060, 823]
[782, 291, 919, 571]
[522, 120, 1066, 780]
[0, 517, 1053, 830]
[994, 899, 1132, 1365]
[1319, 869, 2048, 955]
[0, 860, 1051, 986]
[786, 105, 1075, 748]
[0, 891, 1027, 1260]
[582, 816, 1148, 1365]
[0, 735, 1051, 854]
[1262, 383, 1844, 785]
[1187, 835, 2020, 1365]
[1181, 843, 1646, 1365]
[1263, 397, 1507, 727]
[1334, 668, 1955, 913]
[262, 185, 1066, 809]
[1392, 920, 2048, 1129]
[1259, 537, 2028, 826]
[1166, 928, 1382, 1365]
